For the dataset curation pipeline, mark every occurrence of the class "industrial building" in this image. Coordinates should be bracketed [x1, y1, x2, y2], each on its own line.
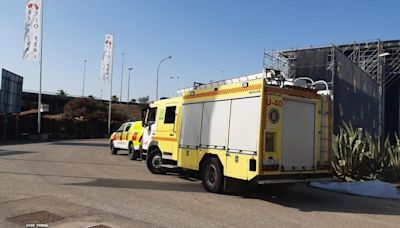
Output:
[264, 39, 400, 138]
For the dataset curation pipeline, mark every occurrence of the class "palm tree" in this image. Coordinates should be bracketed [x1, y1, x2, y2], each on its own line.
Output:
[56, 89, 68, 97]
[111, 95, 119, 102]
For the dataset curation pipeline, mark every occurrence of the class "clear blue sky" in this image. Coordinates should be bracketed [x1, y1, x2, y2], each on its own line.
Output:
[0, 0, 399, 101]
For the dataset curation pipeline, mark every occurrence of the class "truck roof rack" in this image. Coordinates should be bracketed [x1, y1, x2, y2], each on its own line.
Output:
[177, 68, 332, 96]
[177, 70, 267, 95]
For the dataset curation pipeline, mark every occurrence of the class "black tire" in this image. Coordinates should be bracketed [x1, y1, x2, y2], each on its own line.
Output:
[128, 143, 139, 160]
[201, 157, 224, 193]
[110, 141, 118, 155]
[128, 143, 135, 160]
[146, 148, 166, 174]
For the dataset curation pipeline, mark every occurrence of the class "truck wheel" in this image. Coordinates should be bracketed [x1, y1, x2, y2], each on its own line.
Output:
[128, 143, 137, 160]
[201, 157, 224, 193]
[110, 141, 118, 155]
[146, 148, 166, 174]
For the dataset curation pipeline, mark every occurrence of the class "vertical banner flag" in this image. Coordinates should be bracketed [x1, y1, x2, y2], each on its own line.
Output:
[23, 0, 42, 61]
[100, 34, 114, 81]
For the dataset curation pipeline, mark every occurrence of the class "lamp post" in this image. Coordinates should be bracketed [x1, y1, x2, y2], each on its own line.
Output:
[170, 76, 180, 95]
[378, 52, 390, 140]
[127, 67, 133, 108]
[120, 53, 125, 102]
[156, 56, 172, 100]
[82, 59, 87, 97]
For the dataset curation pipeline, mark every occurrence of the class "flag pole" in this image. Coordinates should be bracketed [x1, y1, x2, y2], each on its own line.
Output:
[37, 0, 44, 134]
[108, 36, 114, 135]
[108, 71, 113, 135]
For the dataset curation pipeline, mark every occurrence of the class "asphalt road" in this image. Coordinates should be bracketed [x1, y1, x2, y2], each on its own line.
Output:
[0, 139, 399, 228]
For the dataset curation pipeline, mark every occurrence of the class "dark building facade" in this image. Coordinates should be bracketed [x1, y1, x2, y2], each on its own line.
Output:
[265, 40, 400, 137]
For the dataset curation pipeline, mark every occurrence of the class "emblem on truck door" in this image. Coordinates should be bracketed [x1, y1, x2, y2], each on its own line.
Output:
[268, 108, 280, 124]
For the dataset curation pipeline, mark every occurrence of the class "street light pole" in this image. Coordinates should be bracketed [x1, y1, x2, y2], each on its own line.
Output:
[378, 52, 390, 140]
[82, 59, 87, 97]
[156, 56, 172, 100]
[170, 76, 179, 95]
[127, 67, 133, 109]
[176, 76, 179, 92]
[120, 53, 125, 102]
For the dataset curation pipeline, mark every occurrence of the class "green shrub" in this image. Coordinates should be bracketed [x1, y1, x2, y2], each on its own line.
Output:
[331, 122, 390, 181]
[386, 134, 400, 181]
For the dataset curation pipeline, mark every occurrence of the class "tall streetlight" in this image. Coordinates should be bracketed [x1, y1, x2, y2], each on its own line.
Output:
[378, 52, 391, 140]
[156, 56, 172, 100]
[120, 53, 125, 102]
[127, 67, 133, 108]
[170, 76, 180, 95]
[82, 59, 87, 97]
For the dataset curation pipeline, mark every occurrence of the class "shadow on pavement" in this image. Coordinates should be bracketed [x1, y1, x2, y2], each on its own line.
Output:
[64, 178, 204, 193]
[3, 166, 398, 215]
[51, 142, 109, 148]
[0, 157, 135, 167]
[0, 150, 35, 157]
[238, 183, 400, 216]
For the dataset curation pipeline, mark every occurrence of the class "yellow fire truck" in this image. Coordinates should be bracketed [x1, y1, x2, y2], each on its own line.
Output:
[143, 70, 332, 193]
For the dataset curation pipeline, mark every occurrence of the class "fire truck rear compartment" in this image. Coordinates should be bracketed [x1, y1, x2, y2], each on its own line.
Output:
[281, 99, 315, 171]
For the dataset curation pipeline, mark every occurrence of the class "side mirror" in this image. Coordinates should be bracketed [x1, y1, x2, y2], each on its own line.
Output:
[141, 109, 147, 122]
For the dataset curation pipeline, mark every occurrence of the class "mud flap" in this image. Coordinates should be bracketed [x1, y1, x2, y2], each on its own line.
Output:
[223, 177, 246, 193]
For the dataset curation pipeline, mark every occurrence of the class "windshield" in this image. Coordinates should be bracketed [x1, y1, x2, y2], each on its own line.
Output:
[146, 107, 157, 123]
[117, 124, 125, 132]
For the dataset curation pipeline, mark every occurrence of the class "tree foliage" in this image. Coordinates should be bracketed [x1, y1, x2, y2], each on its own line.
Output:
[63, 98, 130, 124]
[64, 98, 107, 121]
[137, 95, 150, 104]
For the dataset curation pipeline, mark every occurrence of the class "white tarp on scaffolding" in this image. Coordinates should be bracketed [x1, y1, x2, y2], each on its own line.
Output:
[310, 180, 400, 200]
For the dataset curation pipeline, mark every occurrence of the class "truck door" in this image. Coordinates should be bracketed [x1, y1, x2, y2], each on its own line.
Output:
[156, 104, 179, 159]
[122, 123, 132, 149]
[114, 123, 126, 149]
[142, 107, 157, 151]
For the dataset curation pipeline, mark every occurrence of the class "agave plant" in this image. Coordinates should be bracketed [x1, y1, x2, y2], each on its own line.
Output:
[386, 134, 400, 181]
[332, 122, 363, 180]
[360, 132, 390, 180]
[332, 122, 390, 181]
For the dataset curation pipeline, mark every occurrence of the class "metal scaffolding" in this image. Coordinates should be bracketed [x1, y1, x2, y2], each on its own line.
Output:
[264, 39, 400, 136]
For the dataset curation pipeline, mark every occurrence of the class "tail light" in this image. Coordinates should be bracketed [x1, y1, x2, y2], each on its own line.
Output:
[112, 133, 117, 140]
[132, 132, 139, 141]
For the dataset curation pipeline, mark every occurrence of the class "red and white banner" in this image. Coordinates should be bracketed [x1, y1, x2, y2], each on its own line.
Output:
[100, 34, 114, 81]
[23, 0, 42, 61]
